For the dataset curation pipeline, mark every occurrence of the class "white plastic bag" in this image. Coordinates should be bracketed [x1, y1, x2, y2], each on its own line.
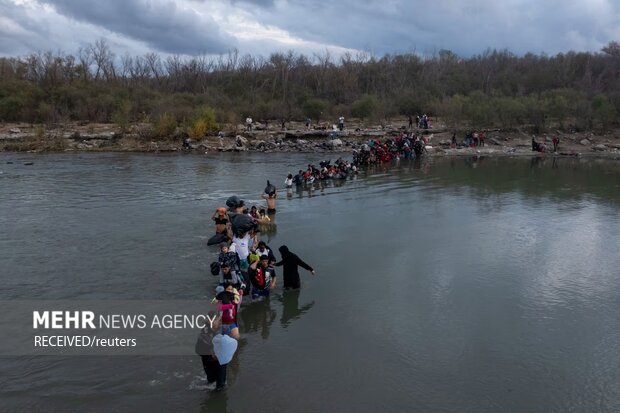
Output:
[212, 333, 238, 365]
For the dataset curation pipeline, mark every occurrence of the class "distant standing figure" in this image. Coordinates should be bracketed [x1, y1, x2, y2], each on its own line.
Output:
[246, 117, 253, 132]
[552, 136, 559, 152]
[408, 115, 413, 129]
[338, 116, 345, 131]
[305, 117, 311, 130]
[293, 170, 304, 186]
[451, 133, 457, 148]
[479, 131, 485, 147]
[275, 245, 315, 289]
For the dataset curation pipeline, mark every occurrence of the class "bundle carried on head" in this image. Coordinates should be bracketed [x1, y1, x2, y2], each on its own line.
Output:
[226, 195, 245, 210]
[230, 213, 257, 237]
[264, 180, 276, 196]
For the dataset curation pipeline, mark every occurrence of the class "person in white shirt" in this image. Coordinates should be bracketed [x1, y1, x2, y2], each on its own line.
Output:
[284, 174, 293, 188]
[232, 232, 250, 270]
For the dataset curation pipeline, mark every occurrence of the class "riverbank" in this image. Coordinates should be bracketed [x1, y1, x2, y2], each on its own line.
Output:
[2, 120, 620, 159]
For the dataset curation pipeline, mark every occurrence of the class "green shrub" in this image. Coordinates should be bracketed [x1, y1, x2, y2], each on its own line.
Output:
[592, 94, 617, 130]
[351, 95, 378, 120]
[302, 98, 327, 121]
[188, 106, 219, 138]
[0, 96, 24, 121]
[152, 112, 177, 138]
[112, 101, 132, 133]
[494, 97, 526, 128]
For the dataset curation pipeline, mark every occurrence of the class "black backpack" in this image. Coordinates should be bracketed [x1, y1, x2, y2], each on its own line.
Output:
[210, 261, 220, 276]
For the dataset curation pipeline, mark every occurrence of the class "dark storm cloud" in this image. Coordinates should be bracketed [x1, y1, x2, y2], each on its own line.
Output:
[245, 0, 620, 56]
[41, 0, 236, 55]
[1, 0, 618, 58]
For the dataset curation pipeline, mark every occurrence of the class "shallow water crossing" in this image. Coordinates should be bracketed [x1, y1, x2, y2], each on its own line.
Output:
[1, 152, 619, 412]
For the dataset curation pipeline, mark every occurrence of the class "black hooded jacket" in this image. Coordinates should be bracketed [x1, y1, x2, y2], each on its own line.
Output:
[275, 245, 313, 288]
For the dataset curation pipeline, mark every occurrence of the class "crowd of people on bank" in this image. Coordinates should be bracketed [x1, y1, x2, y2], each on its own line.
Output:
[353, 133, 431, 165]
[408, 114, 433, 129]
[197, 185, 315, 391]
[532, 136, 560, 153]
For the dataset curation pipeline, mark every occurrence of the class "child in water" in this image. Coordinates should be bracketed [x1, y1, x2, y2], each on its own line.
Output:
[250, 205, 259, 219]
[218, 244, 241, 273]
[215, 285, 240, 339]
[257, 208, 271, 224]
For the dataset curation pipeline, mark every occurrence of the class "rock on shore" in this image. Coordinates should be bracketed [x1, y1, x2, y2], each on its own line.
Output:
[1, 121, 619, 158]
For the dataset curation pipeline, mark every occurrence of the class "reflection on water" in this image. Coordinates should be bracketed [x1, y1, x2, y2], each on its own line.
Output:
[278, 289, 315, 328]
[0, 152, 619, 412]
[238, 299, 277, 340]
[200, 390, 231, 413]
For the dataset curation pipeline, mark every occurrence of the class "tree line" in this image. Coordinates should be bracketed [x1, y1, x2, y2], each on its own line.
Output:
[1, 39, 619, 134]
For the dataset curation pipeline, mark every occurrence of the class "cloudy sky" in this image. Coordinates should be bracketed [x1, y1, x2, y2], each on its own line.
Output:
[1, 0, 619, 59]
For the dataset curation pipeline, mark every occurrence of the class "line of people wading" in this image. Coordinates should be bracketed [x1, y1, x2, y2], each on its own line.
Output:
[196, 135, 435, 391]
[196, 182, 315, 392]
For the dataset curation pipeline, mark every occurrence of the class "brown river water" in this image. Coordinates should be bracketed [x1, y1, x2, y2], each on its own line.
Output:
[1, 152, 619, 412]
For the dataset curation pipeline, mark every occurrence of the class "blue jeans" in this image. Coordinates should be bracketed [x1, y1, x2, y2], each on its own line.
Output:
[251, 288, 270, 299]
[221, 323, 237, 337]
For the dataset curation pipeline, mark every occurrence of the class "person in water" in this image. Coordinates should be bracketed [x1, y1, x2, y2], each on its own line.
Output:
[219, 244, 240, 272]
[285, 173, 294, 198]
[261, 190, 277, 215]
[257, 208, 271, 224]
[195, 315, 227, 391]
[218, 262, 244, 291]
[248, 255, 277, 299]
[293, 170, 304, 186]
[216, 285, 241, 339]
[211, 208, 228, 235]
[275, 245, 315, 289]
[232, 231, 251, 271]
[256, 241, 276, 264]
[250, 205, 259, 219]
